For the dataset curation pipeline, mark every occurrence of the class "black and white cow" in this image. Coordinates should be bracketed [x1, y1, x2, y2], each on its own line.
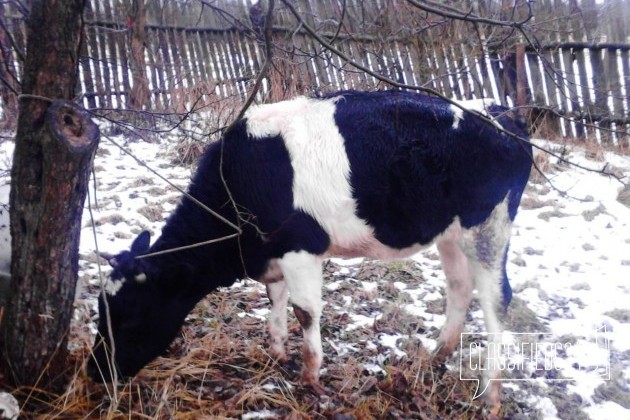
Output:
[89, 90, 532, 404]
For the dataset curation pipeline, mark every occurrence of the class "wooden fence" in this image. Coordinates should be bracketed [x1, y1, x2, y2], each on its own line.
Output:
[0, 0, 629, 144]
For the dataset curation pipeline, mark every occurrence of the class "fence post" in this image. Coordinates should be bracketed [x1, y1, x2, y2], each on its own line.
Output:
[515, 44, 528, 110]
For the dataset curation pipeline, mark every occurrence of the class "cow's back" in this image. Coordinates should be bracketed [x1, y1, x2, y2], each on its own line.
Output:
[330, 90, 532, 249]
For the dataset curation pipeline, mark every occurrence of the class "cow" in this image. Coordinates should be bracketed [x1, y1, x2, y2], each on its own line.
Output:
[88, 90, 532, 407]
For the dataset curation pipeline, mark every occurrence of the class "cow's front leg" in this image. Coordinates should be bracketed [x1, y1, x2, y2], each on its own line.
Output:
[278, 251, 324, 388]
[262, 260, 289, 361]
[265, 281, 289, 362]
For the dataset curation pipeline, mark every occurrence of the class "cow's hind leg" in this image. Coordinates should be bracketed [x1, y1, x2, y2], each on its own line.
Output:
[277, 251, 324, 388]
[467, 198, 513, 410]
[435, 221, 474, 359]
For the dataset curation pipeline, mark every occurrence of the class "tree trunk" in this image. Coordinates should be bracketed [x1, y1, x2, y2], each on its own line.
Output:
[127, 0, 153, 134]
[0, 0, 98, 390]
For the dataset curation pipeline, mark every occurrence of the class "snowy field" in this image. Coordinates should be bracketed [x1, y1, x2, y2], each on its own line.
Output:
[0, 130, 629, 418]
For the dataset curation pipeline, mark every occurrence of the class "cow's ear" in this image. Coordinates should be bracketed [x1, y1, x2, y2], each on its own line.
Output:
[131, 231, 151, 255]
[98, 252, 115, 266]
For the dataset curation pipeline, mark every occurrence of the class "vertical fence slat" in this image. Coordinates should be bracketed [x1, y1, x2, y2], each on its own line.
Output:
[200, 31, 222, 95]
[560, 47, 582, 137]
[591, 48, 612, 143]
[115, 27, 131, 109]
[102, 0, 122, 108]
[619, 49, 630, 147]
[145, 36, 164, 111]
[79, 3, 97, 109]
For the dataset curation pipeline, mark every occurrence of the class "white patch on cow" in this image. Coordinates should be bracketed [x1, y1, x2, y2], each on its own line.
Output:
[246, 95, 373, 249]
[449, 98, 503, 130]
[277, 251, 323, 312]
[450, 104, 465, 130]
[134, 272, 147, 283]
[104, 278, 125, 296]
[244, 96, 311, 139]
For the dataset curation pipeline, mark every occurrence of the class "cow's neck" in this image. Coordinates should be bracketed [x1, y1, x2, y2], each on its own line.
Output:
[145, 142, 248, 295]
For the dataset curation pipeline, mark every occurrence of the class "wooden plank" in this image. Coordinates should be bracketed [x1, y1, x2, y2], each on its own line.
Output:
[335, 40, 353, 90]
[619, 49, 630, 147]
[353, 39, 374, 88]
[573, 48, 592, 139]
[607, 49, 624, 120]
[84, 31, 105, 108]
[605, 48, 624, 145]
[175, 29, 195, 91]
[539, 49, 562, 135]
[226, 29, 247, 97]
[199, 31, 219, 90]
[342, 40, 366, 89]
[515, 45, 531, 108]
[525, 53, 544, 104]
[443, 43, 462, 98]
[197, 30, 213, 88]
[525, 52, 552, 137]
[220, 33, 241, 96]
[590, 48, 612, 143]
[144, 32, 165, 110]
[423, 43, 439, 92]
[233, 30, 254, 83]
[293, 33, 318, 92]
[433, 43, 453, 98]
[114, 26, 131, 109]
[167, 28, 185, 89]
[404, 42, 421, 88]
[552, 47, 570, 136]
[92, 2, 112, 108]
[183, 30, 202, 86]
[157, 28, 177, 110]
[560, 46, 582, 137]
[465, 46, 486, 98]
[101, 0, 122, 108]
[208, 32, 231, 98]
[170, 29, 187, 110]
[79, 1, 97, 109]
[211, 33, 235, 97]
[193, 30, 211, 84]
[107, 31, 123, 108]
[478, 49, 497, 101]
[448, 39, 465, 98]
[312, 40, 332, 89]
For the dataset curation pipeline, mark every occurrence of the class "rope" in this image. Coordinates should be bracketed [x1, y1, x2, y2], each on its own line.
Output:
[134, 233, 240, 259]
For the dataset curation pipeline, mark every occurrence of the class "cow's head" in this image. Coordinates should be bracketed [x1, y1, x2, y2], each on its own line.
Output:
[88, 231, 197, 383]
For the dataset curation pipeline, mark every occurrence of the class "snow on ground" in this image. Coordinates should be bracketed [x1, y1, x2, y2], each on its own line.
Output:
[0, 133, 628, 418]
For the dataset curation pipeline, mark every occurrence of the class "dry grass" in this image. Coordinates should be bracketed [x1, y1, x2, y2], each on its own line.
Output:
[0, 262, 500, 419]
